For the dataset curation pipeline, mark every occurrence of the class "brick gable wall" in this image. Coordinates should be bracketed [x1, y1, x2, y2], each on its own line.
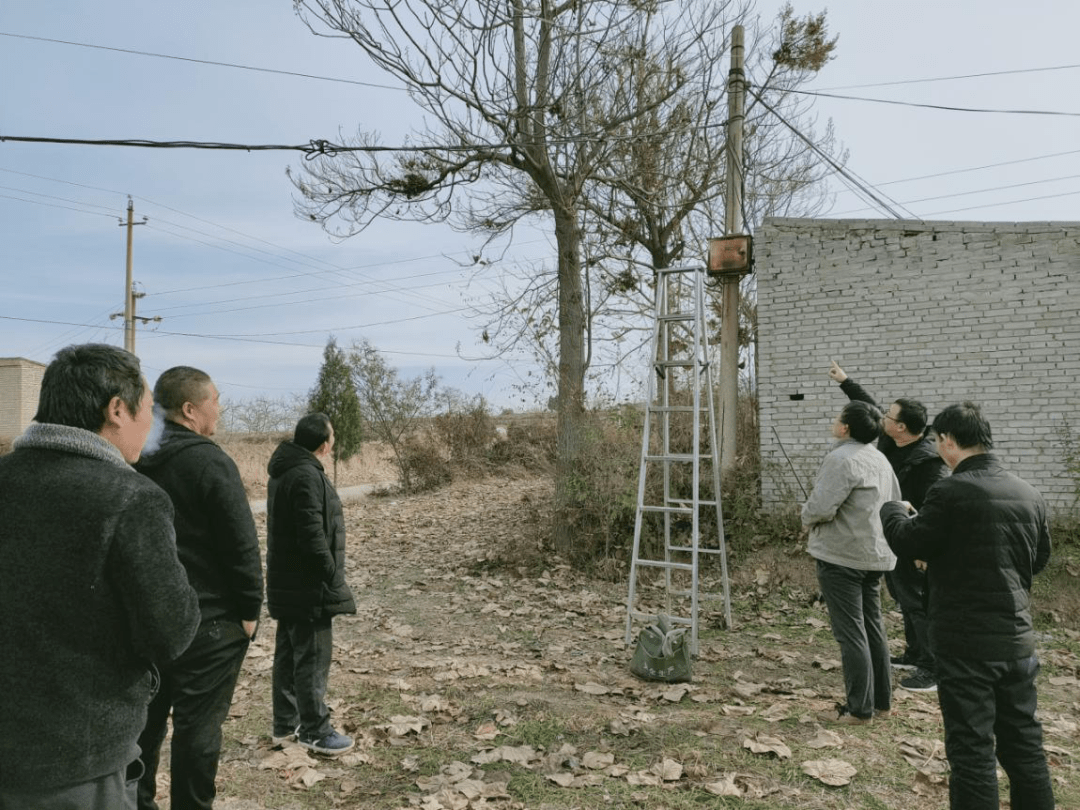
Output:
[756, 218, 1080, 512]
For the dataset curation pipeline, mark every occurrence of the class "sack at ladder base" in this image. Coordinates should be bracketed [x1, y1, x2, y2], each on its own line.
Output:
[630, 614, 692, 683]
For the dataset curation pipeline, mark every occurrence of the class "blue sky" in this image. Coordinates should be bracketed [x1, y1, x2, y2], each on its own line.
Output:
[2, 0, 1077, 410]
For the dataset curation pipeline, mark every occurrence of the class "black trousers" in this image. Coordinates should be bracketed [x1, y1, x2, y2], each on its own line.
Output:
[816, 560, 892, 718]
[272, 616, 334, 742]
[884, 556, 934, 670]
[937, 654, 1055, 810]
[137, 619, 250, 810]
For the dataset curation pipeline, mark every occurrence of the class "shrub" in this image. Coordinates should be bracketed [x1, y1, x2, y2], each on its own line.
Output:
[397, 435, 453, 493]
[433, 397, 497, 473]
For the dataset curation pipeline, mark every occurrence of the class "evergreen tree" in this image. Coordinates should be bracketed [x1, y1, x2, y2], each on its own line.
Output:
[309, 336, 363, 482]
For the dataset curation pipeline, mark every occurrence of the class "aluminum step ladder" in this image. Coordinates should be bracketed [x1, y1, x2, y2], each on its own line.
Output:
[625, 264, 731, 655]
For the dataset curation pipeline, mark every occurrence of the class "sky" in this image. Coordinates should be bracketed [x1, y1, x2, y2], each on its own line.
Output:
[2, 0, 1078, 411]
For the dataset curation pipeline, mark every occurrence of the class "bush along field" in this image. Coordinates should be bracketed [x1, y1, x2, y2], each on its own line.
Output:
[194, 407, 1080, 810]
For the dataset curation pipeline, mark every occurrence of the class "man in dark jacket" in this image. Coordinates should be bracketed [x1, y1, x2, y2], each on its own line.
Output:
[881, 402, 1054, 810]
[267, 412, 357, 756]
[0, 344, 199, 810]
[829, 361, 948, 691]
[135, 367, 264, 810]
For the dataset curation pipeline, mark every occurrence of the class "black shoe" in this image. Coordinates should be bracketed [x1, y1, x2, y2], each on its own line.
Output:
[900, 668, 937, 692]
[890, 650, 918, 671]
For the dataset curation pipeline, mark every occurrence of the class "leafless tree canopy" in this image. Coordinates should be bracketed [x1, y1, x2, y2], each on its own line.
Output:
[289, 0, 841, 552]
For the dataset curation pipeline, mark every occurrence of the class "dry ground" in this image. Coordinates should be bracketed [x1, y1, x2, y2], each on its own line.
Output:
[140, 442, 1080, 810]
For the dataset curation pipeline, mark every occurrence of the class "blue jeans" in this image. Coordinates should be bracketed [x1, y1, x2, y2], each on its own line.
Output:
[272, 616, 335, 741]
[137, 619, 250, 810]
[937, 654, 1055, 810]
[816, 560, 892, 718]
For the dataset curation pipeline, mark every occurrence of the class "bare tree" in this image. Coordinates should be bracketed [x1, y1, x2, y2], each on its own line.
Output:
[348, 339, 439, 493]
[291, 0, 742, 553]
[479, 4, 843, 405]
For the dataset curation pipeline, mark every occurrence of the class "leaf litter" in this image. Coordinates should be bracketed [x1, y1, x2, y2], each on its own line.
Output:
[188, 475, 1080, 809]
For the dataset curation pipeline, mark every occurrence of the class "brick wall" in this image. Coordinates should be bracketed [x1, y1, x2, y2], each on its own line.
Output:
[0, 358, 45, 439]
[756, 218, 1080, 513]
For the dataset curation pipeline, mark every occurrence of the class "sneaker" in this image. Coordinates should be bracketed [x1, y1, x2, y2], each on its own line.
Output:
[900, 669, 938, 692]
[299, 730, 355, 756]
[817, 703, 872, 726]
[890, 650, 918, 671]
[271, 726, 299, 745]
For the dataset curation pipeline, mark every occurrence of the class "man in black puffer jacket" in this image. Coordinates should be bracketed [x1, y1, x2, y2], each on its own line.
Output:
[829, 361, 948, 692]
[267, 413, 356, 757]
[882, 402, 1054, 810]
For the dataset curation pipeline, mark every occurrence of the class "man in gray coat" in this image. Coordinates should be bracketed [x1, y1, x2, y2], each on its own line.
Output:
[802, 401, 901, 725]
[0, 344, 199, 810]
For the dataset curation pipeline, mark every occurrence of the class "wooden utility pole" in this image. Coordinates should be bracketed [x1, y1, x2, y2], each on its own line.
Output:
[122, 198, 137, 352]
[111, 198, 153, 354]
[719, 25, 747, 472]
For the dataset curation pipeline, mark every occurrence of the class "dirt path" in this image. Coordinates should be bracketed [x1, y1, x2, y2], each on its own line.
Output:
[204, 473, 1079, 809]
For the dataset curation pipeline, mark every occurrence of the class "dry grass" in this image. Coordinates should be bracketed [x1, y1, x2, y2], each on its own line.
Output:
[217, 433, 398, 499]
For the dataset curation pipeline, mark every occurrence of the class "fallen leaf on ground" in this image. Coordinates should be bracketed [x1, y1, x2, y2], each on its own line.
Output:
[743, 733, 792, 759]
[802, 758, 857, 786]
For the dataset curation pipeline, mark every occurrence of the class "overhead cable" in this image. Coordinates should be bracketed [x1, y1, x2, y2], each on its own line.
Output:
[0, 31, 403, 91]
[789, 89, 1080, 118]
[745, 87, 916, 221]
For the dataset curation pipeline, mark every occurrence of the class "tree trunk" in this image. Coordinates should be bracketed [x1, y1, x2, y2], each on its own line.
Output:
[552, 203, 586, 557]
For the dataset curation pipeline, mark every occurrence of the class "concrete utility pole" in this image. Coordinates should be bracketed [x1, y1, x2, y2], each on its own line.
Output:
[111, 198, 154, 354]
[719, 25, 747, 473]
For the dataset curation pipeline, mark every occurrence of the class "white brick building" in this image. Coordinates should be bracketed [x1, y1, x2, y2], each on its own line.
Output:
[756, 218, 1080, 513]
[0, 357, 46, 440]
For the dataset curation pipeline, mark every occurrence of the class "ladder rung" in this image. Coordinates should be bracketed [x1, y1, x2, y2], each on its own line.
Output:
[640, 505, 693, 515]
[657, 313, 694, 322]
[649, 405, 705, 413]
[667, 545, 725, 554]
[629, 609, 693, 626]
[634, 559, 693, 572]
[645, 453, 697, 463]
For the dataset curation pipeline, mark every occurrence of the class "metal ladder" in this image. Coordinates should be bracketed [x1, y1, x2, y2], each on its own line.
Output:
[625, 264, 731, 655]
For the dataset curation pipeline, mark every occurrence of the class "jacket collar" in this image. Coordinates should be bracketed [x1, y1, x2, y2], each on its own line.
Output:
[951, 452, 998, 475]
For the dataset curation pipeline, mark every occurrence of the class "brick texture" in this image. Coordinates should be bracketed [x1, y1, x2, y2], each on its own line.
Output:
[0, 358, 46, 440]
[756, 218, 1080, 513]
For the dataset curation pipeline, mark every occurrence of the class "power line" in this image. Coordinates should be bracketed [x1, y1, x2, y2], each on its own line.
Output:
[0, 308, 472, 347]
[921, 189, 1080, 218]
[745, 86, 916, 221]
[0, 165, 546, 323]
[828, 174, 1080, 217]
[813, 63, 1080, 92]
[829, 148, 1080, 193]
[0, 191, 118, 219]
[789, 89, 1080, 118]
[0, 31, 404, 92]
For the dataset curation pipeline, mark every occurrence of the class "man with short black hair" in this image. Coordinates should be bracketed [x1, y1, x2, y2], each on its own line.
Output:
[266, 412, 356, 756]
[829, 361, 948, 691]
[882, 402, 1055, 809]
[135, 366, 263, 810]
[0, 344, 199, 809]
